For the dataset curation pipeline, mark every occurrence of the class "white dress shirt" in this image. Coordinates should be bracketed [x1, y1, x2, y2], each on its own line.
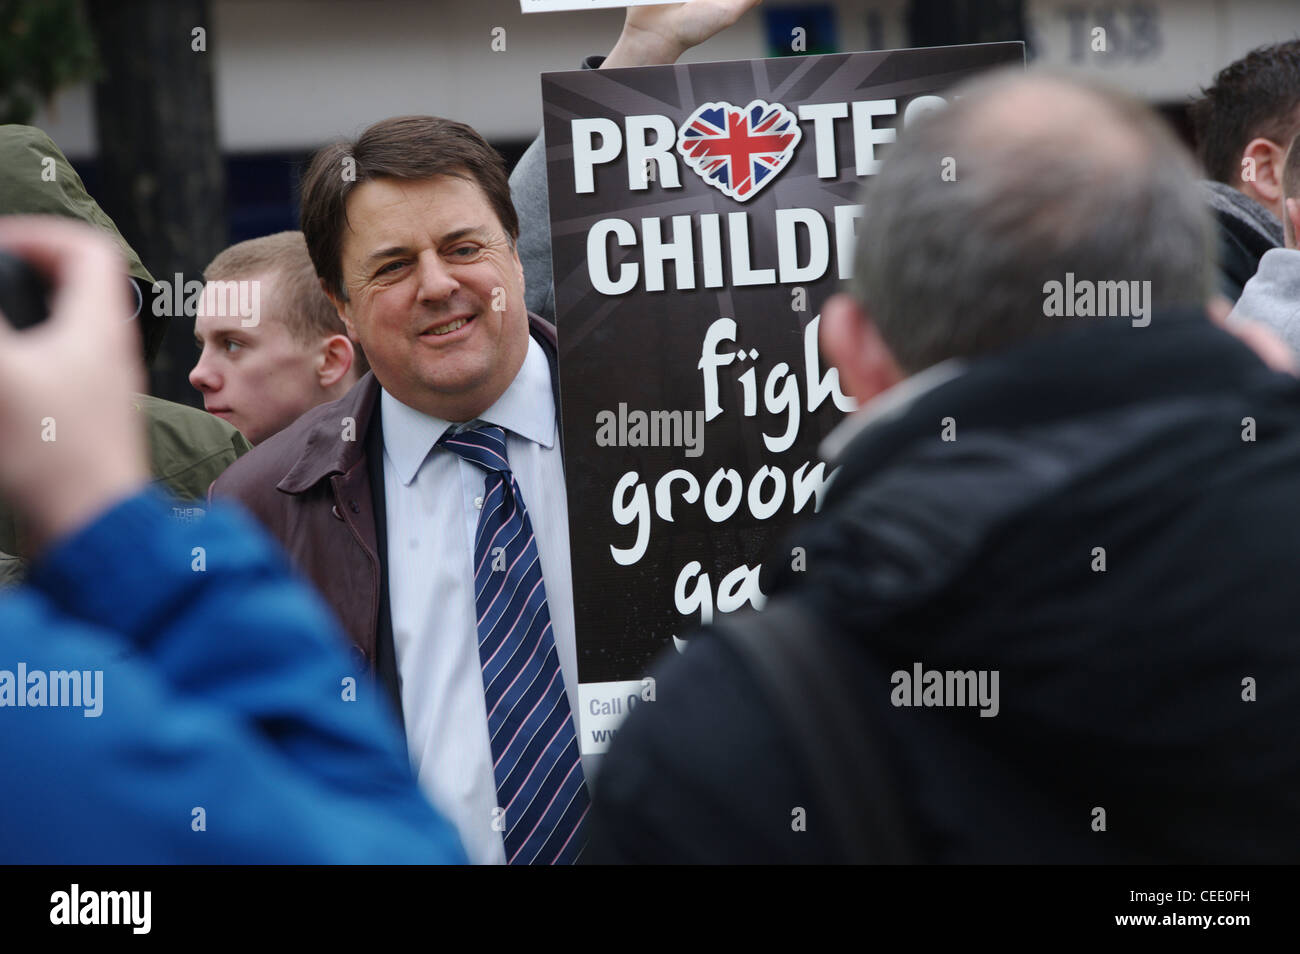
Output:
[381, 337, 584, 865]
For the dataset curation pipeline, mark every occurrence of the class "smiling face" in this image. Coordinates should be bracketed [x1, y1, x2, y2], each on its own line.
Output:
[190, 270, 332, 445]
[329, 173, 529, 422]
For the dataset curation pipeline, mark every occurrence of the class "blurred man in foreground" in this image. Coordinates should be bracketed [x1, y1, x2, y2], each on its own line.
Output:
[0, 217, 464, 863]
[590, 71, 1300, 863]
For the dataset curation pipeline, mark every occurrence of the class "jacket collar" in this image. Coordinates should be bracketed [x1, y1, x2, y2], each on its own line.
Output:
[828, 309, 1295, 503]
[277, 371, 381, 494]
[276, 312, 559, 495]
[820, 358, 967, 463]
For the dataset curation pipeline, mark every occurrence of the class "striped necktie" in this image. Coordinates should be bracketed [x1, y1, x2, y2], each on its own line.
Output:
[438, 424, 589, 864]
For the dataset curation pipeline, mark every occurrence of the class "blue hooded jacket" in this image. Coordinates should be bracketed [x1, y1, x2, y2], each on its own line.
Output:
[0, 490, 465, 863]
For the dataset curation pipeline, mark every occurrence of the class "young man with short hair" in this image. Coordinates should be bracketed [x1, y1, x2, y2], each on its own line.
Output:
[191, 231, 367, 445]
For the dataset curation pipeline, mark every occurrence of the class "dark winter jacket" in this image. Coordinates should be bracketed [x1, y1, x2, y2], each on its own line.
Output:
[1, 489, 466, 862]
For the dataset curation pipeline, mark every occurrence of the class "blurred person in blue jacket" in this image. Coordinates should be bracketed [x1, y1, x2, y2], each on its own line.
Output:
[0, 216, 466, 863]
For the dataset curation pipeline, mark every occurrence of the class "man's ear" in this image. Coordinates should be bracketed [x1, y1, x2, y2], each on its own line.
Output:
[1240, 138, 1286, 216]
[317, 334, 355, 390]
[322, 277, 357, 339]
[819, 292, 905, 403]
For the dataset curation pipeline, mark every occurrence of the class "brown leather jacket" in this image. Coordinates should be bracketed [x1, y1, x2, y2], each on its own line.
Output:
[210, 314, 562, 713]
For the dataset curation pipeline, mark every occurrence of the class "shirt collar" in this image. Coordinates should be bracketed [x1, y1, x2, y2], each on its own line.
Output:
[819, 358, 967, 463]
[382, 336, 556, 486]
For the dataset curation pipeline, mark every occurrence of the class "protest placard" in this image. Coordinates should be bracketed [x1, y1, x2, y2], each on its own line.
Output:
[541, 42, 1025, 752]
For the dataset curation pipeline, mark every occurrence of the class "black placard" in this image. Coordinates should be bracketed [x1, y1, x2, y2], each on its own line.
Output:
[541, 43, 1025, 747]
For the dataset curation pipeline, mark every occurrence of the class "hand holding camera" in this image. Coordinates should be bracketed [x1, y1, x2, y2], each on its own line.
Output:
[0, 216, 148, 552]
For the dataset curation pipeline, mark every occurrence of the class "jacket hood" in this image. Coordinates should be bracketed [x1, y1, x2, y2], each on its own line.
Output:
[0, 125, 164, 363]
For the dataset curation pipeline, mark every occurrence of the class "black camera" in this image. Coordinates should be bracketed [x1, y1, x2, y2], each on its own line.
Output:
[0, 250, 50, 330]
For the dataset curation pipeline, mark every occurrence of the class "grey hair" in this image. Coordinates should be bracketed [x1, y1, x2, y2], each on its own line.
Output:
[850, 68, 1217, 374]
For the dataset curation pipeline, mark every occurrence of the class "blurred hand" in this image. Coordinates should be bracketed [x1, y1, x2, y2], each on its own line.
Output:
[603, 0, 761, 68]
[0, 216, 148, 552]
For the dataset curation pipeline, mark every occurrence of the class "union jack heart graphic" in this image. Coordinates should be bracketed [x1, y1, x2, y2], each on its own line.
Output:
[676, 99, 803, 202]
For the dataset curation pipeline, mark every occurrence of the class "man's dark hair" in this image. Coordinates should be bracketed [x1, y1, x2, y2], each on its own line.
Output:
[299, 116, 519, 301]
[1189, 39, 1300, 184]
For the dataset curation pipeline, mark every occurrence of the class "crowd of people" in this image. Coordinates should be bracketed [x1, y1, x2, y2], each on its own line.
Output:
[2, 0, 1300, 863]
